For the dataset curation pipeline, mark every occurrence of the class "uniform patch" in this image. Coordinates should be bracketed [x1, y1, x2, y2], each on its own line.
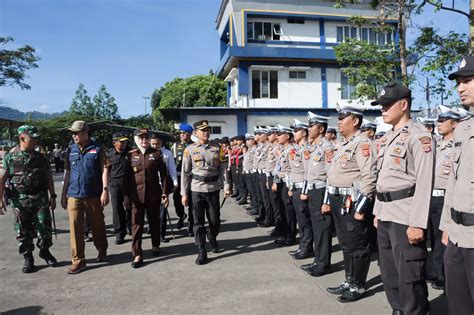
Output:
[393, 156, 401, 165]
[393, 147, 401, 155]
[381, 137, 387, 144]
[400, 134, 407, 141]
[325, 150, 333, 163]
[361, 143, 370, 157]
[304, 150, 310, 160]
[443, 168, 451, 175]
[419, 136, 432, 153]
[289, 149, 296, 160]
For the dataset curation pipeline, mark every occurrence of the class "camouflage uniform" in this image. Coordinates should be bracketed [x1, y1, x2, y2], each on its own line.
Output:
[3, 146, 53, 254]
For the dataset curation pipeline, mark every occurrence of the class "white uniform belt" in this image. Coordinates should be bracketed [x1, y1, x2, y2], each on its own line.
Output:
[243, 170, 250, 174]
[257, 169, 264, 174]
[266, 172, 274, 177]
[327, 185, 352, 195]
[308, 181, 326, 190]
[293, 182, 305, 189]
[250, 169, 257, 174]
[432, 189, 445, 197]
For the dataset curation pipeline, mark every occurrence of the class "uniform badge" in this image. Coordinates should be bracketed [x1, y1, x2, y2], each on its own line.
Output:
[361, 143, 370, 157]
[381, 137, 387, 144]
[443, 168, 451, 175]
[289, 149, 296, 160]
[393, 156, 401, 165]
[304, 150, 310, 160]
[324, 150, 333, 163]
[133, 166, 138, 173]
[340, 161, 348, 169]
[400, 134, 407, 141]
[419, 136, 432, 153]
[393, 147, 401, 155]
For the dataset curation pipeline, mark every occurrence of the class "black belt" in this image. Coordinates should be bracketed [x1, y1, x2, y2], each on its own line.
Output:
[376, 185, 415, 202]
[451, 208, 474, 226]
[192, 174, 219, 183]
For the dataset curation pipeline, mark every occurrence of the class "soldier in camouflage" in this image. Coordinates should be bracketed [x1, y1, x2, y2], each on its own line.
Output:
[0, 125, 58, 273]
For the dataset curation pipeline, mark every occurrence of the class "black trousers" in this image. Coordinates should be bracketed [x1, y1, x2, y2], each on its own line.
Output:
[377, 220, 430, 315]
[258, 173, 273, 224]
[308, 187, 332, 268]
[191, 190, 220, 247]
[110, 179, 131, 239]
[237, 165, 247, 198]
[173, 176, 194, 228]
[292, 188, 313, 254]
[427, 196, 446, 281]
[330, 194, 370, 258]
[444, 240, 474, 315]
[230, 165, 237, 192]
[268, 176, 281, 230]
[281, 185, 297, 241]
[253, 173, 264, 217]
[54, 157, 62, 173]
[245, 173, 259, 209]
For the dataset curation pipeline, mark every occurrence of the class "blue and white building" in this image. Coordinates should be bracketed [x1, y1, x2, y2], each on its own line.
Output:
[174, 0, 396, 136]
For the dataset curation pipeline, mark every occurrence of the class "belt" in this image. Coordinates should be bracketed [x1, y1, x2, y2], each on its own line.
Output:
[432, 189, 445, 197]
[192, 174, 219, 183]
[327, 185, 352, 196]
[293, 182, 305, 189]
[376, 185, 415, 202]
[308, 181, 326, 190]
[257, 169, 264, 174]
[250, 169, 257, 174]
[266, 172, 274, 177]
[451, 208, 474, 226]
[243, 170, 250, 174]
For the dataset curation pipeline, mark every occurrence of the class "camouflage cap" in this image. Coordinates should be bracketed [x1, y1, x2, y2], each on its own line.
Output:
[18, 125, 40, 138]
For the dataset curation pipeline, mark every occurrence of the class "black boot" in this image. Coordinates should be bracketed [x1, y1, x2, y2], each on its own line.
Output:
[176, 216, 185, 230]
[22, 252, 35, 273]
[327, 252, 353, 295]
[338, 256, 370, 303]
[209, 237, 221, 253]
[39, 249, 58, 267]
[195, 246, 208, 265]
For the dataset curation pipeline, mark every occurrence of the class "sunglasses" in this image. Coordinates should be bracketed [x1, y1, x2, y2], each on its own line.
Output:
[139, 135, 150, 140]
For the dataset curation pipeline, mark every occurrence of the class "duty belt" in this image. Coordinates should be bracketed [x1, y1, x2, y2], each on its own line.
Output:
[243, 170, 250, 174]
[250, 169, 257, 174]
[327, 185, 352, 196]
[266, 172, 274, 177]
[257, 169, 264, 174]
[293, 182, 306, 189]
[432, 189, 445, 197]
[451, 208, 474, 226]
[307, 181, 326, 190]
[192, 174, 219, 183]
[376, 185, 415, 202]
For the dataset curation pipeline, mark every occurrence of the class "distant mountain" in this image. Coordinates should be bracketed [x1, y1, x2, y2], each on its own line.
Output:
[0, 106, 67, 121]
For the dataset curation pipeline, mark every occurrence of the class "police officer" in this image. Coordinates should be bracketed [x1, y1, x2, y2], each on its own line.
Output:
[273, 124, 298, 247]
[0, 125, 58, 273]
[372, 84, 433, 314]
[300, 112, 334, 277]
[171, 123, 193, 234]
[440, 56, 474, 315]
[265, 126, 281, 236]
[361, 119, 377, 140]
[288, 119, 314, 259]
[325, 126, 338, 145]
[255, 127, 274, 227]
[324, 103, 377, 303]
[181, 120, 230, 265]
[243, 134, 258, 215]
[126, 129, 169, 268]
[233, 136, 247, 205]
[426, 105, 461, 291]
[417, 117, 437, 135]
[107, 132, 132, 245]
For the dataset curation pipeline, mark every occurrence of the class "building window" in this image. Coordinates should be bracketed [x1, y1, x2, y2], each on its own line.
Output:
[210, 126, 222, 134]
[289, 71, 306, 79]
[341, 72, 356, 100]
[287, 17, 304, 24]
[248, 22, 281, 40]
[337, 26, 358, 42]
[337, 25, 395, 46]
[252, 70, 278, 99]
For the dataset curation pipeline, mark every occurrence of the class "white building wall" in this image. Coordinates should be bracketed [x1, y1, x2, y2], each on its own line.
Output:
[186, 114, 237, 137]
[326, 67, 342, 109]
[247, 17, 320, 43]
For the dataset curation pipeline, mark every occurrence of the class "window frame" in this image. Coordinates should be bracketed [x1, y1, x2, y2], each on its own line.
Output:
[251, 70, 278, 99]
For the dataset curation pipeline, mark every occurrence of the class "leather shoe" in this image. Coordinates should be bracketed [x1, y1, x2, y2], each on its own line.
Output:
[247, 210, 258, 216]
[288, 249, 301, 257]
[131, 257, 143, 269]
[283, 238, 297, 246]
[68, 261, 86, 274]
[327, 281, 351, 295]
[237, 199, 248, 205]
[176, 217, 184, 230]
[152, 247, 160, 257]
[392, 310, 404, 315]
[161, 237, 169, 243]
[431, 280, 445, 290]
[97, 253, 108, 262]
[300, 262, 317, 271]
[307, 266, 329, 277]
[209, 238, 221, 253]
[337, 285, 366, 303]
[268, 229, 283, 238]
[39, 249, 58, 267]
[293, 251, 314, 260]
[22, 253, 35, 273]
[115, 238, 126, 245]
[195, 249, 208, 265]
[257, 221, 271, 228]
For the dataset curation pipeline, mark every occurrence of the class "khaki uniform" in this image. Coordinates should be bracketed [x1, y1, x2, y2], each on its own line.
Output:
[243, 145, 258, 210]
[181, 141, 228, 247]
[374, 120, 433, 315]
[304, 137, 334, 269]
[439, 116, 474, 315]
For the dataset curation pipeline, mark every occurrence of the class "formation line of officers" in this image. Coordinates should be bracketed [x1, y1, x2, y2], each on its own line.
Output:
[0, 56, 473, 315]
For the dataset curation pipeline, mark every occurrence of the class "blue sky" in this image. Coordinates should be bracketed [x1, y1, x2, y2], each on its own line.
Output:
[0, 0, 470, 117]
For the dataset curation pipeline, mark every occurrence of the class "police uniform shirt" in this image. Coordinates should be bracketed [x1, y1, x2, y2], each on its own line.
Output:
[171, 141, 190, 176]
[289, 143, 310, 184]
[433, 139, 454, 190]
[106, 147, 131, 179]
[327, 130, 377, 197]
[374, 120, 434, 229]
[305, 138, 334, 184]
[274, 143, 296, 183]
[181, 142, 229, 194]
[439, 116, 474, 248]
[265, 143, 280, 175]
[256, 142, 270, 171]
[243, 145, 255, 172]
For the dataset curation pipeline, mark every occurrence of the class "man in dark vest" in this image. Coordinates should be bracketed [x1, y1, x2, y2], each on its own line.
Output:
[61, 121, 110, 274]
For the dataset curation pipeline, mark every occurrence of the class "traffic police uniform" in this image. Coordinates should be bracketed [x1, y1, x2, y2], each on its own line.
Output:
[256, 128, 273, 226]
[243, 134, 258, 212]
[439, 56, 474, 315]
[301, 112, 334, 276]
[181, 120, 229, 265]
[325, 104, 377, 303]
[107, 132, 132, 243]
[265, 126, 282, 235]
[288, 119, 314, 259]
[372, 85, 433, 314]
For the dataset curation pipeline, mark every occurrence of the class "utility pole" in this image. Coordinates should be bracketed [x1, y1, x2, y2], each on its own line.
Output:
[142, 96, 150, 115]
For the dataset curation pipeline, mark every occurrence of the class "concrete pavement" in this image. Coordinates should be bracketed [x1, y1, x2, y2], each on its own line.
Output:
[0, 177, 447, 314]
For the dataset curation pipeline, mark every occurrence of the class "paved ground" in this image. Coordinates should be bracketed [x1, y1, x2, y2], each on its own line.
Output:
[0, 176, 447, 314]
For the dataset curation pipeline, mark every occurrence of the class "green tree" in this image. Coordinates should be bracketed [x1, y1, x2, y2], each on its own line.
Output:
[70, 83, 94, 116]
[0, 37, 40, 90]
[93, 85, 120, 120]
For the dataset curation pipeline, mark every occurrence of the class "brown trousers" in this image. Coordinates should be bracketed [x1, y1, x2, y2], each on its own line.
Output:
[131, 200, 161, 257]
[67, 197, 108, 265]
